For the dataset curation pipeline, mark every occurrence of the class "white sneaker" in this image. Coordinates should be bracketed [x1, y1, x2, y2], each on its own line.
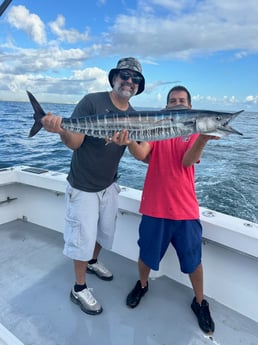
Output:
[87, 261, 113, 281]
[70, 287, 103, 315]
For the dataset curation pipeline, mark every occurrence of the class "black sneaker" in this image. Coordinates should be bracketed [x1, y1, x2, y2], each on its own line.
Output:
[191, 297, 215, 334]
[126, 280, 148, 308]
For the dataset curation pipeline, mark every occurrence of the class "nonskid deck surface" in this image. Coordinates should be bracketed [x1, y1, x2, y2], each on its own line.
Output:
[0, 220, 257, 345]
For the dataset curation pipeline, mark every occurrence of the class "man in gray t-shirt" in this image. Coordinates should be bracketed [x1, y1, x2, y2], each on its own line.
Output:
[41, 57, 145, 315]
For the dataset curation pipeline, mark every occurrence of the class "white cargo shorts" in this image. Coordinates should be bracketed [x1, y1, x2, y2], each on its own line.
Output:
[63, 182, 121, 261]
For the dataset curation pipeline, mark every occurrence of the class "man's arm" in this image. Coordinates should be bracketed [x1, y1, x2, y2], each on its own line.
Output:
[41, 112, 85, 150]
[182, 134, 220, 167]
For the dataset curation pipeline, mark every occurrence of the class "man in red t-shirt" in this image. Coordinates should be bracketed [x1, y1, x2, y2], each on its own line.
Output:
[114, 85, 218, 334]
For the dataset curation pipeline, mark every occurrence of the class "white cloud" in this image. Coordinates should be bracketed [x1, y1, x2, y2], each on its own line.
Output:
[7, 5, 47, 45]
[1, 1, 258, 110]
[107, 0, 258, 58]
[0, 44, 90, 75]
[246, 95, 258, 103]
[0, 65, 110, 103]
[49, 15, 90, 43]
[192, 94, 242, 109]
[145, 0, 196, 12]
[72, 67, 109, 93]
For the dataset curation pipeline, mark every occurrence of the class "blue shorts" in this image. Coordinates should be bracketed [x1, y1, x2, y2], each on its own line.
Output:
[138, 215, 202, 274]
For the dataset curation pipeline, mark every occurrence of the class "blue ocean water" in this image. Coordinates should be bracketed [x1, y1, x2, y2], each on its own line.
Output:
[0, 100, 257, 223]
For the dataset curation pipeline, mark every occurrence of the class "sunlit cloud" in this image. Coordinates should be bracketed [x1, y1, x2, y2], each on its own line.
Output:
[246, 95, 258, 103]
[1, 1, 258, 109]
[49, 15, 90, 43]
[7, 5, 47, 45]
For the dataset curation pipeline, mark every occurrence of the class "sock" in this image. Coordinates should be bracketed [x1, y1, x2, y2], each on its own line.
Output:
[88, 258, 97, 265]
[141, 281, 148, 288]
[74, 283, 87, 292]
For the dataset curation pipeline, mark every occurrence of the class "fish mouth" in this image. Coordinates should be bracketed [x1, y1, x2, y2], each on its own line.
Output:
[217, 125, 243, 135]
[219, 110, 244, 135]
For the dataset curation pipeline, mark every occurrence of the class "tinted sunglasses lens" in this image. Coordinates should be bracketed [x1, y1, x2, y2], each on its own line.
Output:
[132, 76, 142, 84]
[119, 71, 129, 81]
[119, 71, 142, 84]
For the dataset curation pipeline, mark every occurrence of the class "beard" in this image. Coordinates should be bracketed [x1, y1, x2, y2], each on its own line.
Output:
[113, 80, 137, 98]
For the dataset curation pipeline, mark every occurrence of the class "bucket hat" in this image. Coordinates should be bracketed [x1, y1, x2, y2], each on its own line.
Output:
[108, 57, 145, 95]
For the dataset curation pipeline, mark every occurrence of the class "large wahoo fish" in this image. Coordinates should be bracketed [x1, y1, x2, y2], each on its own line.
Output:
[27, 91, 243, 141]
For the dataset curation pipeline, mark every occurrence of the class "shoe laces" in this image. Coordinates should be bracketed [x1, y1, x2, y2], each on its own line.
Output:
[93, 262, 109, 273]
[200, 302, 212, 322]
[80, 288, 97, 306]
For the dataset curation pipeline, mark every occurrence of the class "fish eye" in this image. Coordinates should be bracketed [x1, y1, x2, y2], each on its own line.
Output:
[216, 116, 222, 121]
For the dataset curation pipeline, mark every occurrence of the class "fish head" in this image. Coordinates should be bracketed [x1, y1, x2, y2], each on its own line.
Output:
[196, 110, 244, 136]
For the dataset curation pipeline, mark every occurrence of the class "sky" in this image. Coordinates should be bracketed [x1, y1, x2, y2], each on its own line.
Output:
[0, 0, 258, 111]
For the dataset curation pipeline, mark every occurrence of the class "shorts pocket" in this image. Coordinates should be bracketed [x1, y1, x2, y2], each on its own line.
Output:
[64, 216, 81, 248]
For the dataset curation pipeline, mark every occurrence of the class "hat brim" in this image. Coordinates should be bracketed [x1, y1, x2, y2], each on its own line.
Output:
[108, 68, 145, 95]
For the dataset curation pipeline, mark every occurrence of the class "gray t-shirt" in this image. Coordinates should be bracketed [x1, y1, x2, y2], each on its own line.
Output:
[67, 91, 134, 192]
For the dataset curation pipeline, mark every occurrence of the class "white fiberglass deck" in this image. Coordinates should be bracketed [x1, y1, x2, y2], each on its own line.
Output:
[0, 220, 257, 345]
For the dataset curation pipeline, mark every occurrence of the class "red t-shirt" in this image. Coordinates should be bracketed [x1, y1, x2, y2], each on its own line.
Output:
[139, 134, 200, 220]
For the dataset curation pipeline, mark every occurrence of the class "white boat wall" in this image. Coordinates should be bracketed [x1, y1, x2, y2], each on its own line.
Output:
[0, 166, 258, 345]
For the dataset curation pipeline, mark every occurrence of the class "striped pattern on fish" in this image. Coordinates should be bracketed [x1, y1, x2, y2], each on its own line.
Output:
[27, 91, 243, 141]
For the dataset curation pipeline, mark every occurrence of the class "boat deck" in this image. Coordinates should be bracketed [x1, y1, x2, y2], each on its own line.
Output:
[0, 220, 257, 345]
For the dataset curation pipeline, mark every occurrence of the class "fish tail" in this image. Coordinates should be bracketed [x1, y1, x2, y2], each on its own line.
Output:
[27, 91, 46, 137]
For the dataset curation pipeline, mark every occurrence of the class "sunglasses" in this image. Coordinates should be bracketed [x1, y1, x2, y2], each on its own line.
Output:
[118, 71, 143, 84]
